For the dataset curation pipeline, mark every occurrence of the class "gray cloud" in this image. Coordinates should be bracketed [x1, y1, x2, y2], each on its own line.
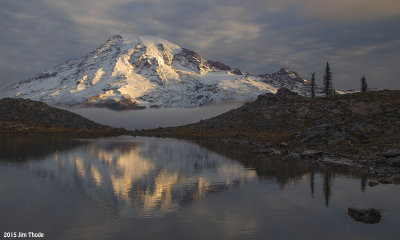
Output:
[0, 0, 399, 90]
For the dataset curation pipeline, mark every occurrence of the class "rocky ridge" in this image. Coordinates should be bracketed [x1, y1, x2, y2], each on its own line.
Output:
[135, 89, 400, 182]
[0, 98, 126, 134]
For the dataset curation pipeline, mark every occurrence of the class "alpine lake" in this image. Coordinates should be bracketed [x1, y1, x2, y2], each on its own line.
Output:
[0, 136, 399, 240]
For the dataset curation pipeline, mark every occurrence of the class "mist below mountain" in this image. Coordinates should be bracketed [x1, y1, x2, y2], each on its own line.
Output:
[70, 102, 243, 130]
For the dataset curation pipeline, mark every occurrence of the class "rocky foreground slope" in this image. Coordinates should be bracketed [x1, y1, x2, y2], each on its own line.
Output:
[135, 89, 400, 181]
[0, 98, 125, 134]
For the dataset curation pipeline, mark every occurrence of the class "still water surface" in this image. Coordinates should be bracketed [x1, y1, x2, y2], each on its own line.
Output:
[0, 136, 399, 239]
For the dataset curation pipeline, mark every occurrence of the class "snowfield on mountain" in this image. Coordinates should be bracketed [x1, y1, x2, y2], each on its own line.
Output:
[2, 34, 311, 110]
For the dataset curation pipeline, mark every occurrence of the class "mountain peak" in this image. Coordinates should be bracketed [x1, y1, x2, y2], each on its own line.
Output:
[1, 34, 311, 110]
[277, 67, 299, 77]
[119, 33, 139, 42]
[115, 34, 182, 52]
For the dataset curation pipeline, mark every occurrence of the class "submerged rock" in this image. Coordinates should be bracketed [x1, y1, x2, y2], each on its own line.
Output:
[348, 207, 382, 224]
[368, 181, 379, 187]
[378, 179, 393, 184]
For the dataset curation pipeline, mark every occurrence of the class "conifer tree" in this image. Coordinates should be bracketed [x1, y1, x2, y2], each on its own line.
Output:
[361, 75, 368, 93]
[323, 62, 333, 97]
[311, 72, 316, 98]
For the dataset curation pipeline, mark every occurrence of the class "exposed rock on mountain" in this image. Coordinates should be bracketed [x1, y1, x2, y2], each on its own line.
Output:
[259, 68, 308, 90]
[1, 34, 311, 110]
[0, 98, 125, 134]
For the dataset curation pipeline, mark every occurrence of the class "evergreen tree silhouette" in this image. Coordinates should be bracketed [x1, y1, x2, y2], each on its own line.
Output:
[361, 75, 368, 93]
[311, 72, 316, 98]
[323, 62, 333, 97]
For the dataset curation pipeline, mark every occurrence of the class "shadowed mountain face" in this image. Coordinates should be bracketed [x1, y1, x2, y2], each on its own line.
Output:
[0, 98, 125, 134]
[1, 34, 311, 110]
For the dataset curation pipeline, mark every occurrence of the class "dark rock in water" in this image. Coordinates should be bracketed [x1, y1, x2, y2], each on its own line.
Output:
[348, 207, 382, 224]
[368, 181, 379, 187]
[378, 179, 393, 184]
[385, 149, 400, 158]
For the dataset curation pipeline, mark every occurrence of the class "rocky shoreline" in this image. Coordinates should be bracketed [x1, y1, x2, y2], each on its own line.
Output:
[134, 88, 400, 184]
[187, 137, 400, 186]
[252, 141, 400, 186]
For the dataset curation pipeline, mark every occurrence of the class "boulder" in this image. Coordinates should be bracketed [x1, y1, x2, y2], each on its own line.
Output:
[279, 142, 288, 147]
[302, 124, 356, 145]
[300, 150, 324, 160]
[302, 124, 337, 143]
[348, 207, 381, 224]
[384, 149, 400, 158]
[328, 131, 357, 145]
[391, 159, 400, 168]
[374, 159, 388, 167]
[302, 124, 332, 142]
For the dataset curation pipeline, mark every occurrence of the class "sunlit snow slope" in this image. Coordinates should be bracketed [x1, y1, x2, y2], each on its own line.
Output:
[2, 34, 311, 110]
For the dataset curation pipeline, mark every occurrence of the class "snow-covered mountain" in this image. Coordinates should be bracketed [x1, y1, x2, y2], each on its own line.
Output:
[2, 34, 311, 110]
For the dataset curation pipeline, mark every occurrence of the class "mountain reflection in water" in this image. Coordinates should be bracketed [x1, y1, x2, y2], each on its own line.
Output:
[196, 140, 368, 207]
[0, 136, 368, 214]
[1, 136, 398, 240]
[1, 136, 258, 216]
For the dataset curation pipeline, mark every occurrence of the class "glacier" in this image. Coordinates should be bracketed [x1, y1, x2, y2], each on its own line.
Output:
[1, 34, 311, 110]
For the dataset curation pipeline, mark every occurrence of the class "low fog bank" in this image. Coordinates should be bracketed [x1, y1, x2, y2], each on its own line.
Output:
[70, 102, 244, 130]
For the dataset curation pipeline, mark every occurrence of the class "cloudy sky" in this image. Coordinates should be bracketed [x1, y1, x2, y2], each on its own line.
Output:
[1, 0, 399, 90]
